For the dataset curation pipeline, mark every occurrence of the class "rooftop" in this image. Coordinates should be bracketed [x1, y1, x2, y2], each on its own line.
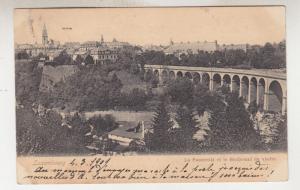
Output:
[108, 121, 151, 140]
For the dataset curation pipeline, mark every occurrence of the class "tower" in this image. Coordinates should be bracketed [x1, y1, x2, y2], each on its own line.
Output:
[101, 34, 104, 43]
[169, 38, 174, 45]
[42, 24, 48, 45]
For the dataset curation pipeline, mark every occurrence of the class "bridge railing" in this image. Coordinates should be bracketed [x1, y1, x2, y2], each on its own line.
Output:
[143, 64, 286, 80]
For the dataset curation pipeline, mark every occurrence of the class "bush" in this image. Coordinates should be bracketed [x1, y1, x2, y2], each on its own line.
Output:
[87, 114, 118, 136]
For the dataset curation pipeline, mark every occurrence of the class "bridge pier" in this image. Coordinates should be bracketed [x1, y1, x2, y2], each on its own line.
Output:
[256, 84, 261, 106]
[248, 84, 252, 104]
[209, 79, 214, 91]
[143, 65, 286, 115]
[282, 96, 287, 115]
[239, 81, 243, 98]
[263, 91, 269, 111]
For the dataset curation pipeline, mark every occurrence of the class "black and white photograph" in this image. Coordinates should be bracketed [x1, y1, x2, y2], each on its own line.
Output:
[13, 6, 288, 183]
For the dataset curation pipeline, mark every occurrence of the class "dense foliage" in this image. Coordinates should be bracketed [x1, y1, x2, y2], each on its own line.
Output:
[39, 64, 152, 111]
[145, 99, 174, 152]
[137, 42, 285, 69]
[16, 105, 118, 155]
[171, 105, 198, 152]
[166, 78, 194, 106]
[15, 61, 42, 106]
[15, 40, 287, 155]
[207, 92, 263, 152]
[16, 108, 89, 155]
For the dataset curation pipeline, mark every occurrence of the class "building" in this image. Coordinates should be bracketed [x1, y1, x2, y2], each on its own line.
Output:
[103, 38, 130, 49]
[73, 36, 125, 64]
[42, 24, 48, 46]
[72, 49, 88, 62]
[108, 121, 148, 146]
[164, 40, 218, 57]
[94, 48, 119, 64]
[72, 46, 119, 65]
[63, 42, 81, 49]
[142, 44, 165, 52]
[218, 44, 249, 52]
[16, 24, 63, 58]
[79, 41, 98, 51]
[15, 28, 127, 65]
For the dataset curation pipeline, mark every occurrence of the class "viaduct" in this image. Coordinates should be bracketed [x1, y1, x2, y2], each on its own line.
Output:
[143, 65, 287, 115]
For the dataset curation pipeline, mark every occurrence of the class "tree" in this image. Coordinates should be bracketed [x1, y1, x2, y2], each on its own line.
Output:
[167, 77, 194, 106]
[151, 77, 159, 88]
[248, 50, 263, 69]
[53, 50, 72, 65]
[248, 100, 258, 116]
[193, 83, 210, 115]
[64, 113, 92, 147]
[87, 114, 118, 137]
[50, 64, 123, 110]
[129, 63, 140, 75]
[123, 88, 148, 110]
[74, 55, 84, 65]
[16, 106, 43, 155]
[128, 139, 147, 152]
[109, 73, 123, 106]
[225, 93, 262, 151]
[143, 50, 166, 65]
[223, 49, 247, 66]
[207, 92, 262, 152]
[16, 51, 29, 59]
[15, 61, 42, 106]
[165, 54, 180, 65]
[146, 99, 173, 152]
[271, 115, 287, 151]
[171, 105, 198, 152]
[84, 54, 95, 65]
[206, 92, 228, 151]
[260, 43, 282, 69]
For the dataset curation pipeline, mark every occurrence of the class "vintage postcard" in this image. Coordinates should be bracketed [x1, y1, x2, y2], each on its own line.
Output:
[15, 7, 287, 184]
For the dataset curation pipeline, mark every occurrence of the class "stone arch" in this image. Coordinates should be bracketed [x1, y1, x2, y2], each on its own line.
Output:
[176, 71, 183, 78]
[161, 70, 169, 84]
[258, 78, 266, 109]
[144, 69, 153, 82]
[202, 73, 210, 88]
[153, 70, 159, 77]
[223, 74, 231, 90]
[232, 75, 240, 94]
[192, 72, 201, 84]
[169, 71, 176, 80]
[184, 72, 193, 80]
[268, 80, 283, 113]
[249, 77, 258, 104]
[241, 76, 250, 102]
[212, 73, 222, 90]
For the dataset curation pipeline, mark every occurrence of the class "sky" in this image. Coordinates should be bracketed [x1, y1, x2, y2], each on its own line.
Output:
[14, 7, 285, 46]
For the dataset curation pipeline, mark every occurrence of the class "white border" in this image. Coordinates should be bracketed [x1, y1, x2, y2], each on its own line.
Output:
[1, 0, 300, 189]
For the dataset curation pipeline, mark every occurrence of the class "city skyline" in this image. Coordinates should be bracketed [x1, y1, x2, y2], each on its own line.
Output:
[14, 7, 285, 46]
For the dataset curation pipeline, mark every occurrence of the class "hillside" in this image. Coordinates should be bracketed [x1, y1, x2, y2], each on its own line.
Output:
[111, 70, 148, 93]
[39, 65, 79, 92]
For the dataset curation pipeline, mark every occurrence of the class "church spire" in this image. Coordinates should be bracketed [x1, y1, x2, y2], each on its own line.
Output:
[169, 38, 174, 45]
[42, 24, 48, 45]
[101, 34, 104, 43]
